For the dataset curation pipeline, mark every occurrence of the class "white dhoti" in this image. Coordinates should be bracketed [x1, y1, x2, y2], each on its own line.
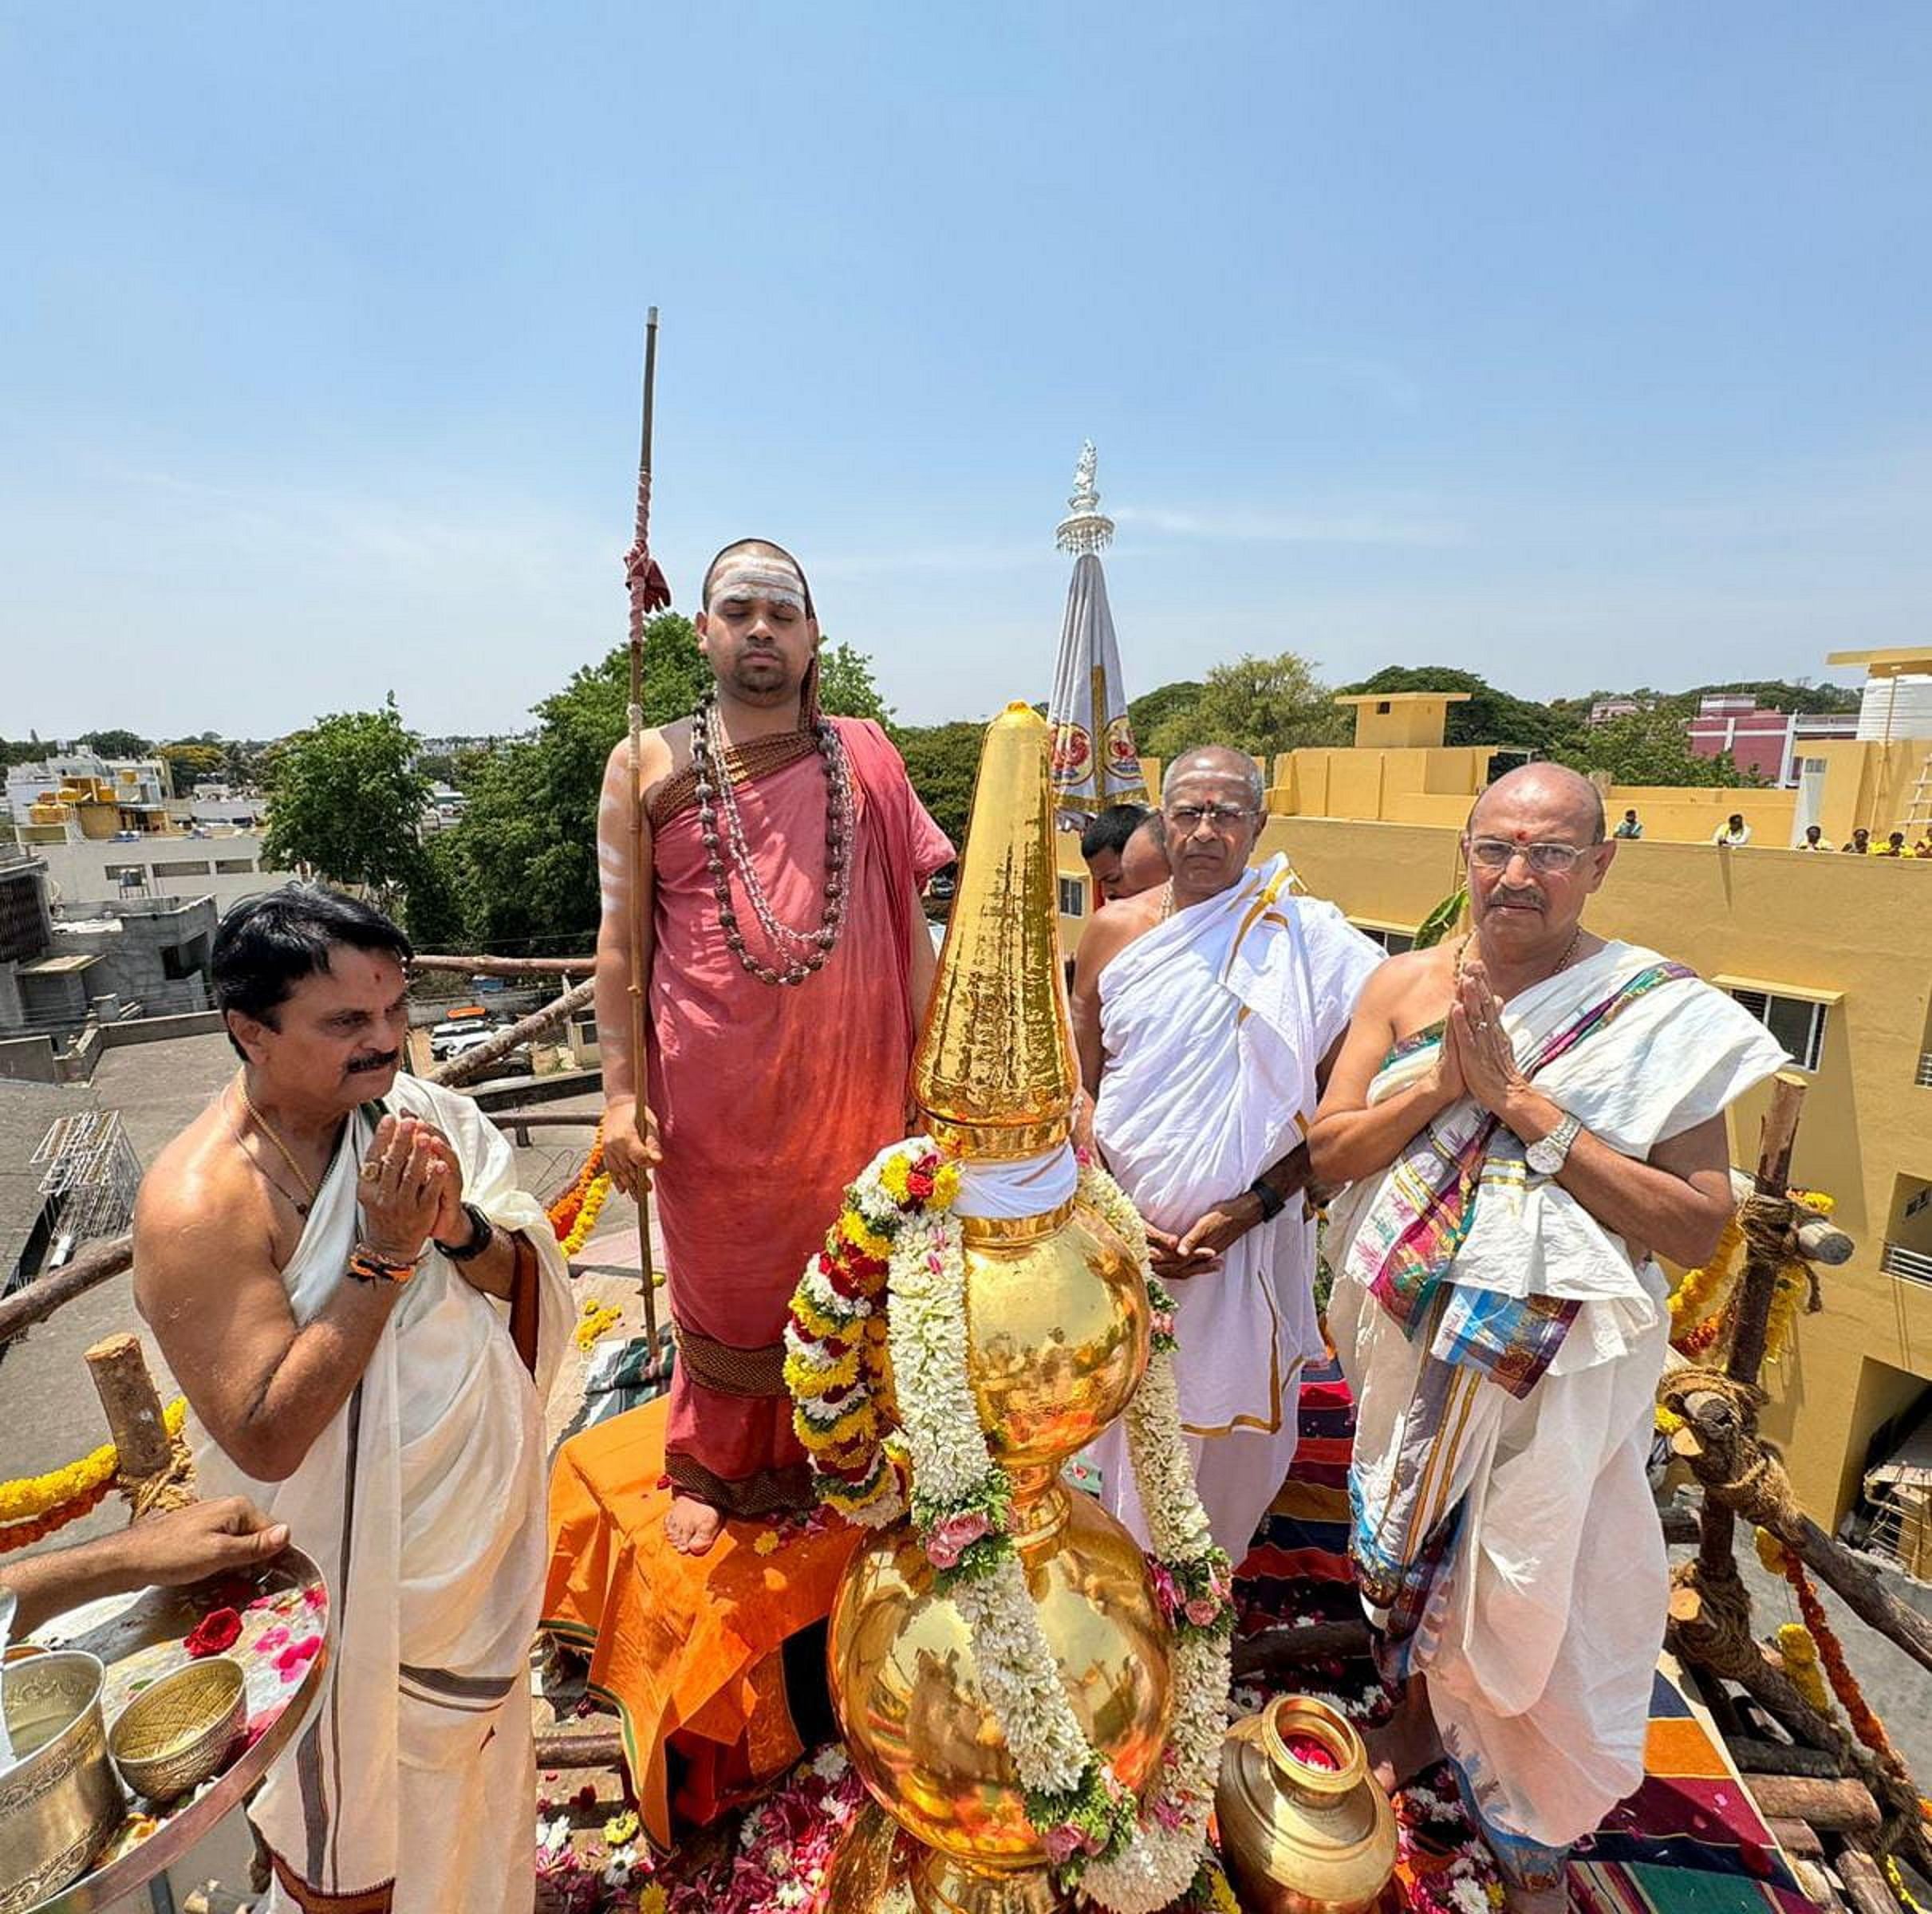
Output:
[1089, 857, 1382, 1559]
[1327, 943, 1785, 1881]
[193, 1074, 571, 1914]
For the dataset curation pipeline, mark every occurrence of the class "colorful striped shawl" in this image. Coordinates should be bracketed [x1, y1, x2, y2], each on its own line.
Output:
[1365, 960, 1693, 1332]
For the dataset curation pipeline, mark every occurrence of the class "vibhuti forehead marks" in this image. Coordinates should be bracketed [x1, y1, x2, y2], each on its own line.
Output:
[705, 555, 807, 615]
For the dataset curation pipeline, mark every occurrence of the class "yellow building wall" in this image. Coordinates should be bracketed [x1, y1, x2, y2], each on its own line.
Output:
[1056, 817, 1932, 1525]
[1810, 737, 1932, 843]
[1344, 698, 1461, 750]
[1600, 786, 1796, 845]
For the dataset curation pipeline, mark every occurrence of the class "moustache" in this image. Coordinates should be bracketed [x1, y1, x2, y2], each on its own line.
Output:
[346, 1050, 400, 1074]
[1488, 890, 1544, 912]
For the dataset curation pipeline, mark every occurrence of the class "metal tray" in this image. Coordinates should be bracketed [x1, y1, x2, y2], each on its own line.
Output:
[18, 1545, 330, 1914]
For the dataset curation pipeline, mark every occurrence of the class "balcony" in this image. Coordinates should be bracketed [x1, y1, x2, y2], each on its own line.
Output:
[1883, 1242, 1932, 1286]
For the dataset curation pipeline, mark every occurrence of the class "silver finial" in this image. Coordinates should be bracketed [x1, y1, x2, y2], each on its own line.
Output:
[1055, 439, 1114, 555]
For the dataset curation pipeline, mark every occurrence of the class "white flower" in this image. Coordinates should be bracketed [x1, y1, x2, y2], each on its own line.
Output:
[810, 1743, 850, 1782]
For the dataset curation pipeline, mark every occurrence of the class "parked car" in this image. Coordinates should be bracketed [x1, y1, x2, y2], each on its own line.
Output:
[436, 1026, 534, 1081]
[428, 1011, 492, 1062]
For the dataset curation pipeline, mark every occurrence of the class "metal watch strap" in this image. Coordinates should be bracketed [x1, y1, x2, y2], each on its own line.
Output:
[440, 1201, 494, 1263]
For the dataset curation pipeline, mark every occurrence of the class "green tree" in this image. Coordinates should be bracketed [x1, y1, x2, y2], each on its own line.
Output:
[1334, 665, 1578, 754]
[77, 728, 151, 758]
[1550, 706, 1759, 788]
[1142, 652, 1351, 767]
[816, 640, 893, 725]
[416, 751, 459, 786]
[893, 721, 982, 856]
[1128, 679, 1205, 742]
[157, 741, 227, 787]
[260, 697, 431, 909]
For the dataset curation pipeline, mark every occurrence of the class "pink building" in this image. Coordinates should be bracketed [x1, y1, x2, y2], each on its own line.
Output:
[1687, 695, 1859, 785]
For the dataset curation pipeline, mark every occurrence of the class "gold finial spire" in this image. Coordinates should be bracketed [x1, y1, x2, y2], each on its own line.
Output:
[913, 703, 1076, 1159]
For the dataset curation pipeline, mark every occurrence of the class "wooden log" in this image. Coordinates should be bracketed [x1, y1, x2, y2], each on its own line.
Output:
[534, 1729, 625, 1771]
[1675, 1391, 1932, 1678]
[1229, 1620, 1375, 1679]
[1726, 1169, 1855, 1266]
[1743, 1775, 1881, 1836]
[411, 953, 590, 977]
[1788, 1854, 1847, 1911]
[480, 1110, 603, 1128]
[1768, 1817, 1825, 1860]
[1734, 1736, 1845, 1780]
[1836, 1848, 1897, 1914]
[431, 981, 595, 1090]
[0, 1231, 133, 1346]
[1698, 1074, 1805, 1586]
[84, 1333, 173, 1479]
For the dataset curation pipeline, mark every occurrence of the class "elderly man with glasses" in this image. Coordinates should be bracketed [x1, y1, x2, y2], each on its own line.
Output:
[1070, 745, 1383, 1558]
[1309, 763, 1786, 1912]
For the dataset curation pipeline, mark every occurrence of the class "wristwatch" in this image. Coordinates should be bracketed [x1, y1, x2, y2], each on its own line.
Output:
[1525, 1112, 1583, 1177]
[1248, 1177, 1286, 1222]
[438, 1202, 495, 1263]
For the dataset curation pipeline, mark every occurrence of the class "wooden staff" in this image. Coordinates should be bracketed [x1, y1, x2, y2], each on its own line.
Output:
[623, 310, 671, 1345]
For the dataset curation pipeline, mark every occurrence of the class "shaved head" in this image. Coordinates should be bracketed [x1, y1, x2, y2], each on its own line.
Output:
[1162, 746, 1265, 809]
[1469, 762, 1606, 844]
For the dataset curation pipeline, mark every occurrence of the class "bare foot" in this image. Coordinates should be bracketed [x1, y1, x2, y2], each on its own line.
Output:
[664, 1497, 725, 1557]
[1504, 1877, 1570, 1914]
[1364, 1679, 1443, 1794]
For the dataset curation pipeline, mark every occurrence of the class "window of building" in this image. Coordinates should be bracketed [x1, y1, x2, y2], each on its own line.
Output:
[1883, 1177, 1932, 1289]
[214, 857, 254, 874]
[1727, 988, 1827, 1071]
[1714, 976, 1838, 1073]
[1057, 877, 1086, 918]
[150, 858, 212, 878]
[1349, 919, 1416, 956]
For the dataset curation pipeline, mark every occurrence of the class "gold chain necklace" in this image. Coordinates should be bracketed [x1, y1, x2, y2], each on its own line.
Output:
[1457, 924, 1583, 989]
[235, 1073, 321, 1215]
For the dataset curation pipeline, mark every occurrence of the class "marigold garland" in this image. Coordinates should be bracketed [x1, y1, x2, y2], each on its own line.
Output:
[1757, 1525, 1932, 1848]
[0, 1475, 115, 1554]
[0, 1395, 187, 1530]
[547, 1123, 607, 1243]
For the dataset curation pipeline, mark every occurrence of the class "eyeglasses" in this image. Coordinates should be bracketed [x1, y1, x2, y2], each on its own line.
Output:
[1465, 836, 1593, 876]
[1163, 804, 1257, 831]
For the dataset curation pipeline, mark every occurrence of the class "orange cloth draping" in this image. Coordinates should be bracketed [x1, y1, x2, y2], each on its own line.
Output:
[540, 1396, 861, 1847]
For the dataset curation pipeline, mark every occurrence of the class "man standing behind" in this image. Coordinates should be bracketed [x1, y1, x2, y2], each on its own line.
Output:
[1798, 824, 1832, 850]
[1310, 766, 1784, 1909]
[595, 539, 951, 1555]
[1712, 812, 1752, 846]
[1071, 746, 1382, 1557]
[1843, 826, 1872, 853]
[1080, 801, 1153, 902]
[1613, 808, 1642, 840]
[136, 885, 571, 1914]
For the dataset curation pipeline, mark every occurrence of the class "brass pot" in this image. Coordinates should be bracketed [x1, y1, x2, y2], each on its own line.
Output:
[0, 1649, 124, 1914]
[828, 1197, 1168, 1911]
[1216, 1696, 1399, 1914]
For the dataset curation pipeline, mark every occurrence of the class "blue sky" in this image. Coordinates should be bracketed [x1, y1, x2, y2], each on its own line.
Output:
[3, 2, 1928, 740]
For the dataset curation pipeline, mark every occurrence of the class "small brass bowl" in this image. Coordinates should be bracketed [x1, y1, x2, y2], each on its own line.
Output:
[108, 1657, 246, 1805]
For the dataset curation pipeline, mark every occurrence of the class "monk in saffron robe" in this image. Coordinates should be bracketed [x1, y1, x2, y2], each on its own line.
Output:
[595, 538, 950, 1554]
